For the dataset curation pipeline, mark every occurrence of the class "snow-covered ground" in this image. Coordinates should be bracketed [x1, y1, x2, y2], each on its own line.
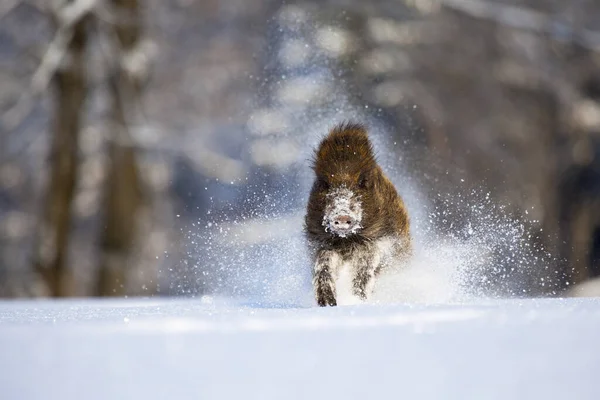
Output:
[1, 296, 599, 400]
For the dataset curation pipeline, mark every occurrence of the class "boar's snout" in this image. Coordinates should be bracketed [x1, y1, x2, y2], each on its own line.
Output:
[322, 187, 363, 238]
[333, 215, 354, 227]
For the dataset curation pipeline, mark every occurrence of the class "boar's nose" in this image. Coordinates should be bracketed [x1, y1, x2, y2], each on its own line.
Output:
[333, 215, 355, 228]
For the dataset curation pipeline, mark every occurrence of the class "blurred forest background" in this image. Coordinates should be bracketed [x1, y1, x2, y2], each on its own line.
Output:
[1, 0, 600, 299]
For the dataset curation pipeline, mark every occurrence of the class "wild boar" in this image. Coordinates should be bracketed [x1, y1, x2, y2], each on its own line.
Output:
[304, 122, 412, 306]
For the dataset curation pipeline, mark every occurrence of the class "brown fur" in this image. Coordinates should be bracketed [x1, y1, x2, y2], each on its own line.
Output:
[304, 122, 412, 306]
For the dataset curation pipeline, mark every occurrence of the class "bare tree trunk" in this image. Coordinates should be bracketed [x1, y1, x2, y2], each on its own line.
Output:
[96, 0, 145, 296]
[33, 5, 88, 297]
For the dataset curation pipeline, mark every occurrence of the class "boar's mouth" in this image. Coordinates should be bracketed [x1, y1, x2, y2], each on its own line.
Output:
[321, 186, 363, 238]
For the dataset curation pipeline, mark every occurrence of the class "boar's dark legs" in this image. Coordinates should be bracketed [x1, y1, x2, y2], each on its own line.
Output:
[313, 250, 339, 307]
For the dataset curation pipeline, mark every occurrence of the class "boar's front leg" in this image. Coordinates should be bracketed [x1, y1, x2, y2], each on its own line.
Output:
[352, 247, 380, 301]
[313, 250, 340, 307]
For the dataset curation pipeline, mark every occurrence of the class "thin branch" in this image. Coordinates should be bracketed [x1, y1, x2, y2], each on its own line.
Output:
[0, 0, 98, 132]
[0, 0, 20, 21]
[441, 0, 600, 52]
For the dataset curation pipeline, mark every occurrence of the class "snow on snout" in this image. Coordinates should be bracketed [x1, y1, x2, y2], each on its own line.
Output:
[322, 186, 363, 237]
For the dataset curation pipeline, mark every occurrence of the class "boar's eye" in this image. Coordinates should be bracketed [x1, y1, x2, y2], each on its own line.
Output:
[358, 175, 368, 189]
[318, 177, 330, 190]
